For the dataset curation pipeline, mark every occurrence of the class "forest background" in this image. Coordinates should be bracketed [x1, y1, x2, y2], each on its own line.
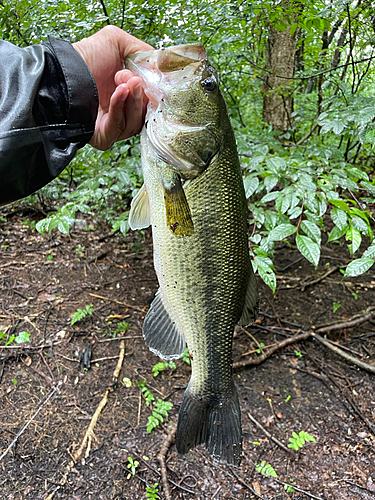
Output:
[1, 0, 375, 291]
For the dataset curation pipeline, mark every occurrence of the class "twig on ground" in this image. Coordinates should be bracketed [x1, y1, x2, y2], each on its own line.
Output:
[233, 331, 310, 369]
[228, 467, 268, 500]
[74, 340, 126, 462]
[300, 266, 339, 291]
[157, 422, 178, 500]
[235, 308, 375, 372]
[247, 412, 294, 456]
[89, 292, 145, 312]
[0, 380, 62, 462]
[275, 479, 324, 500]
[312, 333, 375, 374]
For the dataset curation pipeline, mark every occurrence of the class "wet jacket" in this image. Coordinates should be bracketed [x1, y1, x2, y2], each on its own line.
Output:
[0, 37, 98, 206]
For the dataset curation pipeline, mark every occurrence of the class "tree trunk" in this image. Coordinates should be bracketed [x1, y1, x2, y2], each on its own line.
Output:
[262, 6, 300, 133]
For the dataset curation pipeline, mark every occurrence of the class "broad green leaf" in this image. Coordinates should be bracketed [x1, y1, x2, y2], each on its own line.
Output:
[268, 223, 297, 241]
[258, 265, 276, 293]
[329, 199, 350, 212]
[363, 243, 375, 259]
[327, 225, 348, 243]
[346, 227, 362, 255]
[244, 176, 259, 198]
[15, 332, 30, 343]
[300, 220, 321, 244]
[264, 175, 279, 193]
[266, 157, 286, 173]
[298, 173, 316, 193]
[296, 235, 320, 268]
[288, 206, 302, 219]
[344, 258, 374, 277]
[331, 208, 347, 230]
[261, 192, 280, 203]
[351, 215, 369, 234]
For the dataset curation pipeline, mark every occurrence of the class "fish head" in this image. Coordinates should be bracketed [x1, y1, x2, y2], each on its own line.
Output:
[126, 44, 228, 179]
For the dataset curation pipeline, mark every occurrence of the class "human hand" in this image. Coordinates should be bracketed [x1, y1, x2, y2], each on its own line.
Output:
[73, 26, 153, 151]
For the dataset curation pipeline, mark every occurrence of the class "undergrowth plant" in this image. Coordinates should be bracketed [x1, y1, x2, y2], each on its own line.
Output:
[152, 361, 176, 377]
[145, 483, 160, 500]
[71, 304, 95, 326]
[0, 331, 30, 346]
[288, 430, 316, 451]
[137, 381, 173, 433]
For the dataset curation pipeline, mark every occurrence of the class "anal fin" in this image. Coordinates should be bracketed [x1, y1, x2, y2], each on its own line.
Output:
[143, 289, 186, 360]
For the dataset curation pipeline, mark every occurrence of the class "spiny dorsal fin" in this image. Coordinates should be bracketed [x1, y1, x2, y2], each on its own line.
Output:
[163, 176, 194, 238]
[129, 184, 151, 230]
[238, 268, 259, 326]
[143, 289, 186, 360]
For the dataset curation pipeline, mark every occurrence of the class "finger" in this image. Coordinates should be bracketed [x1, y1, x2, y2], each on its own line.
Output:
[98, 84, 130, 149]
[115, 70, 141, 86]
[117, 80, 146, 141]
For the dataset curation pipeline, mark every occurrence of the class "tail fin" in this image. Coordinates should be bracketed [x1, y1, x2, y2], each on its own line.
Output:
[175, 382, 242, 466]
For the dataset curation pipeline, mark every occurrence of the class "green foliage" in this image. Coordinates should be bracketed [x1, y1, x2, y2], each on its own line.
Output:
[126, 456, 139, 478]
[288, 430, 316, 451]
[138, 381, 155, 406]
[2, 0, 375, 292]
[0, 331, 30, 346]
[71, 304, 95, 326]
[152, 361, 176, 377]
[113, 321, 130, 336]
[146, 398, 173, 434]
[145, 483, 160, 500]
[332, 301, 341, 313]
[181, 347, 191, 365]
[138, 381, 173, 433]
[255, 461, 278, 478]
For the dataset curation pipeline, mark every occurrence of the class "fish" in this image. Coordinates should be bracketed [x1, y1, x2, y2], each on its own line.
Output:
[126, 43, 258, 466]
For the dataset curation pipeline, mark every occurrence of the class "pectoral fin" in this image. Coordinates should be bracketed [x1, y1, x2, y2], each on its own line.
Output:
[129, 184, 151, 230]
[163, 175, 194, 237]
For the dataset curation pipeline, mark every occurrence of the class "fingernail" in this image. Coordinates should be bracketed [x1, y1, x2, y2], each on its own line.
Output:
[133, 83, 142, 100]
[120, 86, 129, 101]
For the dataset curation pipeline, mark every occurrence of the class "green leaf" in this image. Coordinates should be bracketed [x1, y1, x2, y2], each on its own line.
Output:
[244, 176, 259, 198]
[329, 199, 350, 213]
[363, 243, 375, 259]
[331, 208, 347, 230]
[266, 157, 286, 173]
[264, 175, 279, 193]
[258, 264, 277, 293]
[268, 223, 296, 242]
[300, 220, 321, 244]
[296, 235, 320, 267]
[261, 191, 280, 203]
[327, 225, 348, 243]
[346, 227, 362, 255]
[255, 461, 278, 478]
[344, 258, 374, 277]
[15, 331, 30, 344]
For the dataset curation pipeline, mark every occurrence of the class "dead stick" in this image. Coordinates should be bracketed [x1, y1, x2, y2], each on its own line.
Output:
[300, 266, 339, 291]
[89, 293, 144, 312]
[233, 331, 311, 369]
[314, 309, 375, 334]
[157, 422, 177, 500]
[0, 381, 62, 462]
[275, 479, 324, 500]
[312, 333, 375, 374]
[74, 340, 126, 462]
[247, 412, 294, 456]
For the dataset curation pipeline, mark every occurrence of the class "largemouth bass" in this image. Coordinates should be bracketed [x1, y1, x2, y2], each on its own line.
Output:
[126, 44, 258, 466]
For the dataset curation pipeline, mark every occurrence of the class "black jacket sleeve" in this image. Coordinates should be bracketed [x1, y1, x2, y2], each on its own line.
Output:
[0, 37, 99, 206]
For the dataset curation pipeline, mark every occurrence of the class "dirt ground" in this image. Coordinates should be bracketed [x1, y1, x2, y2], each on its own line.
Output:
[1, 206, 375, 500]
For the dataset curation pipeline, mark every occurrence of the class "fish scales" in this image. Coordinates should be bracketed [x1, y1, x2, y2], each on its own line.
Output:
[126, 43, 258, 465]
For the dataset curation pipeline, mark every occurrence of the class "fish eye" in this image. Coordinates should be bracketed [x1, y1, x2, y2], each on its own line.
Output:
[201, 77, 217, 92]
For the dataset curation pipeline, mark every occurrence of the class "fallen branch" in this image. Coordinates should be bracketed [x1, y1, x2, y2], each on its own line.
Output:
[275, 479, 324, 500]
[247, 412, 294, 456]
[74, 340, 126, 461]
[300, 266, 339, 291]
[157, 422, 178, 500]
[0, 380, 62, 462]
[313, 307, 375, 334]
[312, 333, 375, 374]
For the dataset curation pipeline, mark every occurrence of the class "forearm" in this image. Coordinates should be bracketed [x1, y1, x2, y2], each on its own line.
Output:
[0, 37, 98, 206]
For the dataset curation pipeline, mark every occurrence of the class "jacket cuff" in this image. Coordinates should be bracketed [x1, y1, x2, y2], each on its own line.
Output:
[44, 36, 98, 131]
